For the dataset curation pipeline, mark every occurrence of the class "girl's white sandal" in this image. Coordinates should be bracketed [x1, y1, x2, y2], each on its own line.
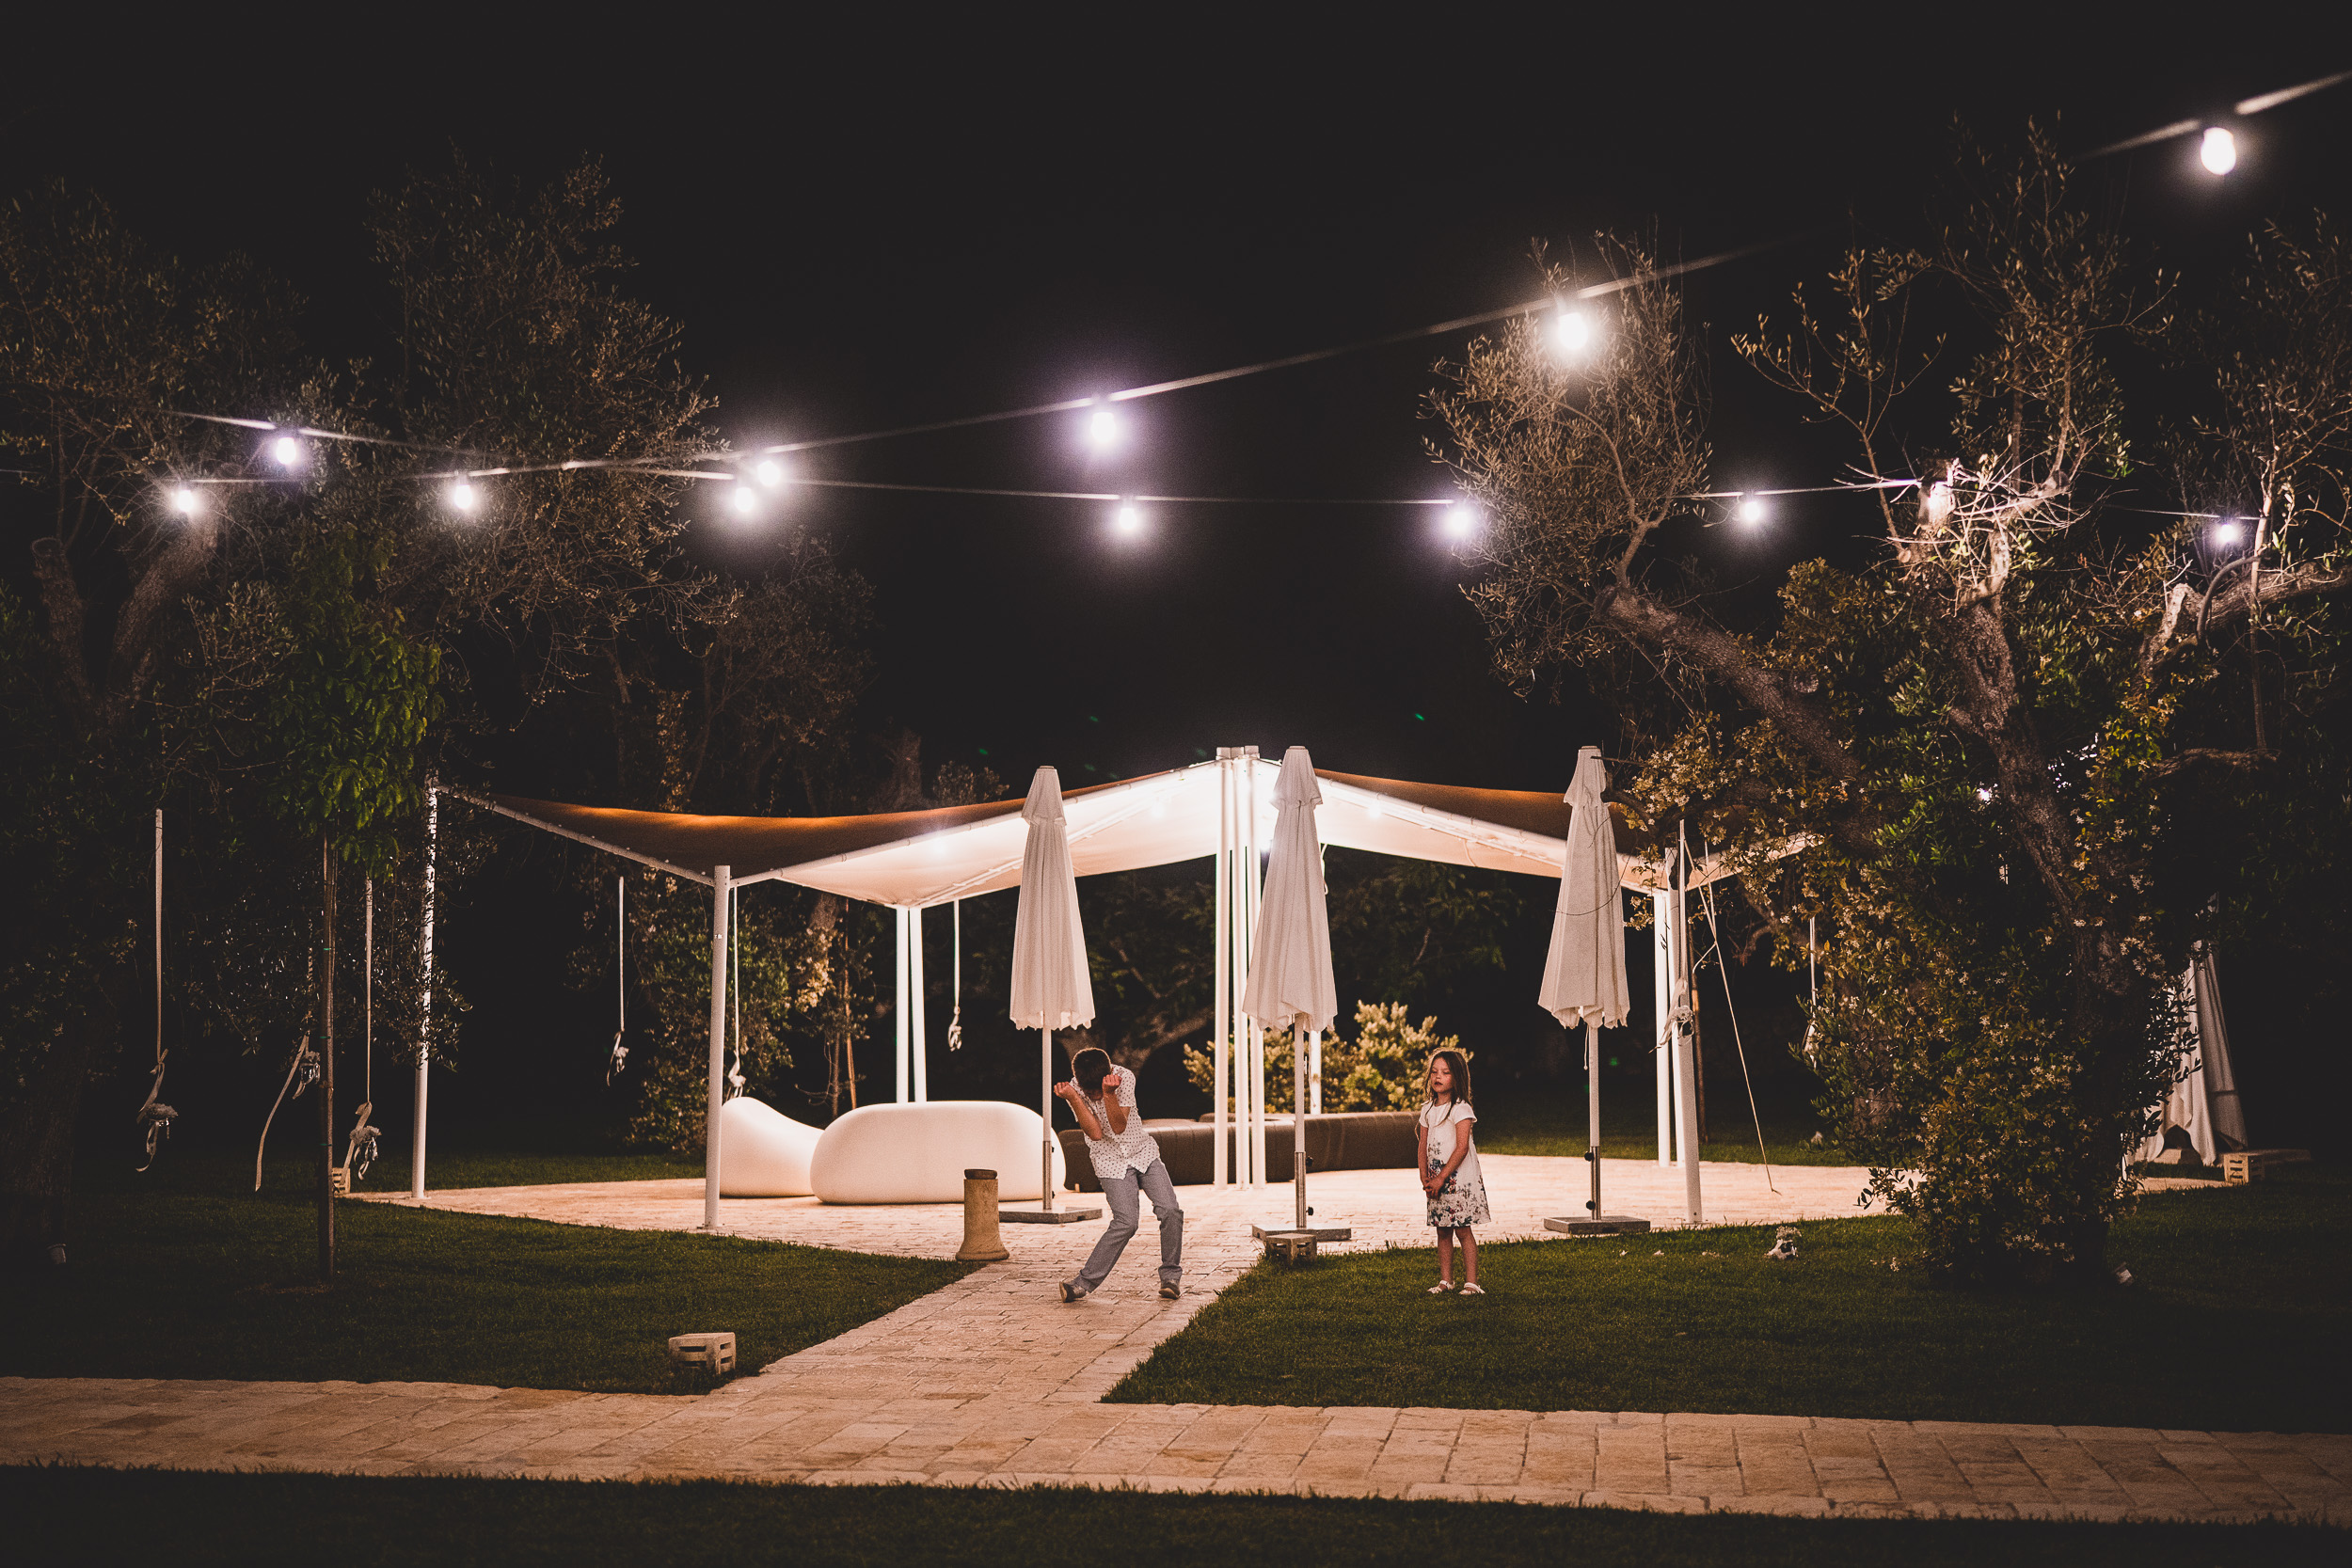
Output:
[1426, 1281, 1455, 1293]
[1459, 1283, 1486, 1295]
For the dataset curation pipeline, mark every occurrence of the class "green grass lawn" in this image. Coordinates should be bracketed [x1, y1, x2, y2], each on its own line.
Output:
[1, 1470, 2334, 1567]
[1475, 1081, 1851, 1165]
[1113, 1166, 2349, 1433]
[3, 1152, 968, 1392]
[355, 1147, 707, 1192]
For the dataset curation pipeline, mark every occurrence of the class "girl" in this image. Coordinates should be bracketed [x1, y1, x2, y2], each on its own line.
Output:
[1416, 1048, 1490, 1294]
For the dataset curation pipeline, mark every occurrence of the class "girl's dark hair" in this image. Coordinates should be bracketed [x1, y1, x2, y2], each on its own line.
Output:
[1072, 1047, 1112, 1096]
[1424, 1049, 1473, 1107]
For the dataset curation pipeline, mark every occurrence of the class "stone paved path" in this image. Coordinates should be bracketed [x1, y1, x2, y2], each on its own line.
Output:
[6, 1156, 2340, 1526]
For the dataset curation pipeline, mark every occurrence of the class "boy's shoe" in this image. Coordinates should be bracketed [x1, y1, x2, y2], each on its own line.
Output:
[1059, 1282, 1082, 1304]
[1158, 1282, 1180, 1301]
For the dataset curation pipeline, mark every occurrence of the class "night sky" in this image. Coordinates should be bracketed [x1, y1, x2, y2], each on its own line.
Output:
[15, 21, 2346, 797]
[13, 20, 2350, 1142]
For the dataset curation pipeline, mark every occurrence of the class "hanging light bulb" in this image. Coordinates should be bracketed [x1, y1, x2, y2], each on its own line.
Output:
[2199, 127, 2238, 175]
[270, 434, 304, 468]
[1737, 496, 1768, 525]
[730, 482, 759, 517]
[1088, 403, 1121, 451]
[1552, 306, 1592, 356]
[1112, 499, 1144, 537]
[1440, 502, 1479, 542]
[2212, 518, 2246, 546]
[755, 458, 786, 487]
[447, 478, 478, 513]
[169, 486, 201, 517]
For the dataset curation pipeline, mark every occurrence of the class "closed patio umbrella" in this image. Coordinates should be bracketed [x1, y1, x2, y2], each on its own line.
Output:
[1241, 746, 1338, 1232]
[1008, 766, 1097, 1221]
[1537, 745, 1639, 1231]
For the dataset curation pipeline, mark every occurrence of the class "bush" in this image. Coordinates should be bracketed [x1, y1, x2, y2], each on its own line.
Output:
[1181, 1001, 1464, 1113]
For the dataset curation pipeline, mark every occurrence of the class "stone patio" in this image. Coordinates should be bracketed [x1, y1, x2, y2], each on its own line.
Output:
[4, 1154, 2340, 1526]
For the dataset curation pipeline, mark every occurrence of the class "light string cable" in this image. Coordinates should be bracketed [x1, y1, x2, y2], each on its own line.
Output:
[159, 237, 1802, 499]
[2073, 67, 2352, 162]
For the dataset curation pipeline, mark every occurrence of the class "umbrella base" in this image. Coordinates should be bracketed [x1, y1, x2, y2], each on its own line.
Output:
[1545, 1215, 1652, 1236]
[1001, 1206, 1102, 1224]
[1253, 1224, 1352, 1262]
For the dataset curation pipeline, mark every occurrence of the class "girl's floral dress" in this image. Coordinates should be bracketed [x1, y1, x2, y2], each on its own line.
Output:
[1420, 1100, 1491, 1227]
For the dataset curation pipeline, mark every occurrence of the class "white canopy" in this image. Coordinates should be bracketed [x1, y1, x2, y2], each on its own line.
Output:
[1240, 748, 1338, 1035]
[2138, 949, 2248, 1166]
[1009, 766, 1094, 1032]
[1537, 746, 1631, 1029]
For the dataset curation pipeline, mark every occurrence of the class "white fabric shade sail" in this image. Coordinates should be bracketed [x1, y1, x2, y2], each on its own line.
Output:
[454, 759, 1731, 906]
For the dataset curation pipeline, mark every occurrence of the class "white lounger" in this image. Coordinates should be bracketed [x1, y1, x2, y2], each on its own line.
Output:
[809, 1101, 1066, 1203]
[716, 1096, 823, 1196]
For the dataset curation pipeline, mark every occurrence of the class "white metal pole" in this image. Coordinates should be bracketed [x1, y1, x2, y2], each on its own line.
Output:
[1654, 888, 1673, 1166]
[893, 907, 910, 1103]
[705, 864, 731, 1232]
[1213, 757, 1230, 1188]
[1295, 1028, 1311, 1228]
[911, 905, 928, 1102]
[1676, 829, 1703, 1224]
[413, 781, 437, 1200]
[1584, 1018, 1601, 1219]
[1247, 752, 1265, 1189]
[1041, 1026, 1056, 1210]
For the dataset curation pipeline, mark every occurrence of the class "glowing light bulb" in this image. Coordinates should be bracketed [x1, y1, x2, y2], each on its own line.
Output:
[1737, 496, 1767, 525]
[2199, 126, 2237, 175]
[169, 486, 200, 516]
[1440, 502, 1478, 542]
[1089, 405, 1120, 450]
[448, 479, 478, 513]
[730, 483, 758, 516]
[1975, 786, 1994, 804]
[2212, 519, 2245, 546]
[1553, 307, 1592, 355]
[1112, 499, 1144, 537]
[270, 435, 303, 468]
[755, 459, 785, 487]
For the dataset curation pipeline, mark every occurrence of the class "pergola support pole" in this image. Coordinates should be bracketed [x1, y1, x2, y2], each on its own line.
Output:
[894, 907, 910, 1103]
[1213, 759, 1231, 1188]
[911, 906, 928, 1102]
[704, 863, 731, 1232]
[1653, 891, 1673, 1166]
[1674, 833, 1703, 1223]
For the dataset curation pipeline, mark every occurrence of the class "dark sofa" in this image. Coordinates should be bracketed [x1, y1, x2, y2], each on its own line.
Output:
[1059, 1110, 1419, 1191]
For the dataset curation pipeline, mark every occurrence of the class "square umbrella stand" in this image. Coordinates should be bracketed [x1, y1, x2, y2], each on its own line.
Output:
[1545, 1020, 1651, 1237]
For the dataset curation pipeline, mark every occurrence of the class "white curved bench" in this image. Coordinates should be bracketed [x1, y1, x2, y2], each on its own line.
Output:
[717, 1096, 822, 1196]
[810, 1101, 1066, 1204]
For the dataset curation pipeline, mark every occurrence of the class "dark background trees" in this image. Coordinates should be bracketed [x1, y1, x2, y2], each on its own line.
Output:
[4, 21, 2349, 1268]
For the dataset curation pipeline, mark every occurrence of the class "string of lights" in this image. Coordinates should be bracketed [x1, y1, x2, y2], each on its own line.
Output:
[146, 70, 2344, 550]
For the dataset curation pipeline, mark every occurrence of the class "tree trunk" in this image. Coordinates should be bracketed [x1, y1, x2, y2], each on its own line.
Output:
[317, 838, 337, 1283]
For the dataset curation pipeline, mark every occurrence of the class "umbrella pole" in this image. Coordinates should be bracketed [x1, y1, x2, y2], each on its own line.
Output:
[705, 863, 731, 1232]
[1587, 1020, 1602, 1220]
[1041, 1026, 1055, 1211]
[1295, 1029, 1310, 1229]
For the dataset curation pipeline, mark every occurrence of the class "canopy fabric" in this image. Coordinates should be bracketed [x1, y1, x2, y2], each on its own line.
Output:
[457, 758, 1740, 910]
[1239, 747, 1339, 1035]
[1008, 767, 1094, 1032]
[2137, 950, 2248, 1165]
[1537, 747, 1632, 1029]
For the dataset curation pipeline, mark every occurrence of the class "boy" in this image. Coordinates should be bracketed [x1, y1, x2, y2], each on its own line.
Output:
[1052, 1047, 1184, 1303]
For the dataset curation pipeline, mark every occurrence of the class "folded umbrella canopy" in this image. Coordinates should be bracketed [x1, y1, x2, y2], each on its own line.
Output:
[1009, 766, 1097, 1219]
[1537, 746, 1641, 1231]
[1240, 746, 1338, 1231]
